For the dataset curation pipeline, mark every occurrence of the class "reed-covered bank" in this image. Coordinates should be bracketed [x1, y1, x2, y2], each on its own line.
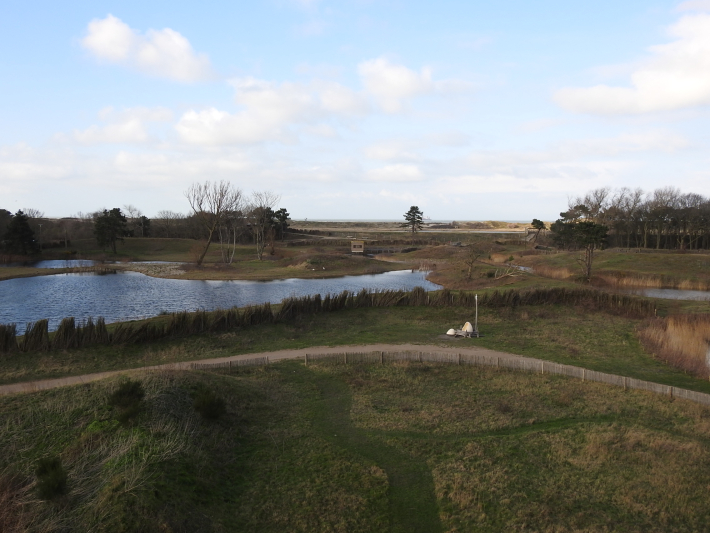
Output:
[0, 287, 655, 354]
[596, 272, 710, 291]
[639, 314, 710, 378]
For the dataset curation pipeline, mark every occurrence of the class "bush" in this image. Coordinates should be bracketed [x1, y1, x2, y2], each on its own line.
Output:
[109, 379, 145, 423]
[193, 389, 226, 420]
[35, 456, 67, 499]
[486, 271, 495, 278]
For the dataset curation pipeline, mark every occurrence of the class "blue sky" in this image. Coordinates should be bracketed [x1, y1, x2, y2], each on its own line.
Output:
[2, 0, 710, 220]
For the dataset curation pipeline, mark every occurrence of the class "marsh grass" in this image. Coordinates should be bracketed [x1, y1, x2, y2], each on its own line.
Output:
[639, 314, 710, 378]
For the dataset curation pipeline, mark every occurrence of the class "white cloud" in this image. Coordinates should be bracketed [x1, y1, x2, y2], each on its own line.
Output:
[358, 58, 434, 113]
[554, 13, 710, 114]
[176, 77, 365, 145]
[81, 14, 214, 82]
[677, 0, 710, 12]
[73, 106, 173, 144]
[365, 164, 424, 182]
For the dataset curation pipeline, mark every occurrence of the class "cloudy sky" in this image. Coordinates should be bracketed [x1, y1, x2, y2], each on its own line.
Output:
[2, 0, 710, 220]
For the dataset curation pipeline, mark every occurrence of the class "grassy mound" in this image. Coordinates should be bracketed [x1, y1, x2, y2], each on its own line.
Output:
[3, 361, 710, 531]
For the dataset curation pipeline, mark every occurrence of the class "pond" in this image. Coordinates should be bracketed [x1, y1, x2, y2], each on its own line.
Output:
[0, 269, 441, 334]
[0, 260, 181, 268]
[0, 259, 98, 268]
[620, 287, 710, 301]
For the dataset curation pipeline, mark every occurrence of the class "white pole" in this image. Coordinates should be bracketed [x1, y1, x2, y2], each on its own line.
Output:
[475, 294, 478, 333]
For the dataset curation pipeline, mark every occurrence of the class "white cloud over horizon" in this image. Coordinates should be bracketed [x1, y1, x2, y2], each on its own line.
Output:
[81, 14, 215, 82]
[72, 107, 173, 144]
[554, 13, 710, 115]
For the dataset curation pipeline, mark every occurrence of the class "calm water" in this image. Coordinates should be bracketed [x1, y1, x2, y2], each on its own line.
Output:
[620, 287, 710, 301]
[0, 270, 440, 333]
[0, 259, 97, 268]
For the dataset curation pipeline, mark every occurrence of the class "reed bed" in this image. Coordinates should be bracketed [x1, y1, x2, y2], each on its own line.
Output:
[0, 324, 18, 353]
[638, 315, 710, 378]
[0, 287, 654, 354]
[529, 264, 574, 280]
[597, 272, 710, 291]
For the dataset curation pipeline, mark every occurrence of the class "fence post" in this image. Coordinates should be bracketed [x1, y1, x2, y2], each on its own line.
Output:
[541, 361, 544, 375]
[305, 353, 308, 366]
[229, 360, 232, 373]
[266, 356, 270, 365]
[496, 356, 500, 368]
[582, 369, 585, 382]
[345, 353, 348, 364]
[380, 351, 384, 364]
[669, 386, 674, 399]
[624, 377, 627, 391]
[458, 353, 462, 366]
[419, 351, 422, 363]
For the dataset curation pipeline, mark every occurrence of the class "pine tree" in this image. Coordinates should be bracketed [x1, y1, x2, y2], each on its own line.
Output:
[94, 208, 129, 254]
[3, 210, 39, 255]
[401, 206, 424, 234]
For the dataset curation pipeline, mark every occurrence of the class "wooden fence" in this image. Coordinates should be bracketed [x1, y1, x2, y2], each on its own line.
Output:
[190, 350, 710, 407]
[191, 356, 269, 371]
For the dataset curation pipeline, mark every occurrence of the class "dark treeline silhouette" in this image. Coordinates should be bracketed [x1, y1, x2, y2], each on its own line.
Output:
[553, 186, 710, 250]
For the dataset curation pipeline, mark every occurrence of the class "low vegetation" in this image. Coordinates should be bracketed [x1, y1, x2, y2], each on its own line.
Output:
[639, 314, 710, 379]
[2, 362, 710, 531]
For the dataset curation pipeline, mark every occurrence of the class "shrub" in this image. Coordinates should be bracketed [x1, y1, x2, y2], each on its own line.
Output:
[193, 389, 226, 420]
[35, 456, 67, 500]
[109, 379, 145, 423]
[109, 379, 145, 408]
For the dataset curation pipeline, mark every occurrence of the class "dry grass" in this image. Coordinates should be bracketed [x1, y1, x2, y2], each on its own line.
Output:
[638, 314, 710, 378]
[529, 264, 575, 280]
[597, 272, 710, 291]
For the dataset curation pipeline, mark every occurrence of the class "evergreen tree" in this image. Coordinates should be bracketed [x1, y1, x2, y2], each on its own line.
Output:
[94, 208, 129, 253]
[401, 206, 424, 234]
[274, 208, 290, 240]
[3, 210, 40, 255]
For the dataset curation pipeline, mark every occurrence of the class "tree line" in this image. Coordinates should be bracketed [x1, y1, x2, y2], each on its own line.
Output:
[1, 182, 290, 262]
[550, 186, 710, 251]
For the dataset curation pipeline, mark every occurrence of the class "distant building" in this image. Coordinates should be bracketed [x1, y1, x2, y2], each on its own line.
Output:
[351, 240, 365, 254]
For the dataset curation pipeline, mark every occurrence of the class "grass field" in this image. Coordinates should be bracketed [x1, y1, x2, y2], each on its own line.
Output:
[3, 303, 710, 395]
[3, 361, 710, 532]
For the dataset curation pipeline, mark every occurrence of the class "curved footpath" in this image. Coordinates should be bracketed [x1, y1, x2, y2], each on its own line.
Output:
[4, 344, 710, 409]
[0, 344, 518, 396]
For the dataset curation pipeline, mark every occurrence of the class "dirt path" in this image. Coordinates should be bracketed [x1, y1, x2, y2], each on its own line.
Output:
[0, 344, 520, 396]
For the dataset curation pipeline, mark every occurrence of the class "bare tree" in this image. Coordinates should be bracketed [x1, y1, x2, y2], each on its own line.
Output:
[247, 191, 280, 260]
[217, 200, 246, 264]
[22, 208, 44, 219]
[462, 244, 485, 280]
[155, 210, 185, 238]
[185, 181, 244, 265]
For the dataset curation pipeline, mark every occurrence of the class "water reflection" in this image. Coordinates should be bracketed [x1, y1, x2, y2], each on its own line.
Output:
[0, 269, 440, 333]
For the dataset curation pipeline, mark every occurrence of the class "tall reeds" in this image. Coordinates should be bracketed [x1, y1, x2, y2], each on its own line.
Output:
[0, 286, 655, 354]
[596, 272, 710, 291]
[0, 324, 18, 353]
[19, 320, 49, 352]
[638, 315, 710, 378]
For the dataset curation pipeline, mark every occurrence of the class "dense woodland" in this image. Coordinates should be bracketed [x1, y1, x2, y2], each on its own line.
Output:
[551, 186, 710, 250]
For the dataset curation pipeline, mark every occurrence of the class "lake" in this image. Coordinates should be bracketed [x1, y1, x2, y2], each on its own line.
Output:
[0, 269, 440, 333]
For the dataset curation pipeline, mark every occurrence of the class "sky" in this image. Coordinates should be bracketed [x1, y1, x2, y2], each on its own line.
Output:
[2, 0, 710, 221]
